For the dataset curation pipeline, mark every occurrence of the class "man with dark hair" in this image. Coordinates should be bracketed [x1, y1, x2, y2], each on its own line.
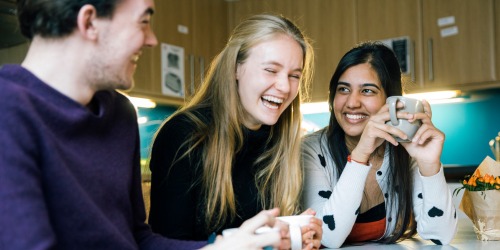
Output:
[0, 0, 284, 249]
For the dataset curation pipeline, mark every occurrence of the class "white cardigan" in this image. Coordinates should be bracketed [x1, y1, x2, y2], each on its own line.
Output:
[301, 130, 458, 248]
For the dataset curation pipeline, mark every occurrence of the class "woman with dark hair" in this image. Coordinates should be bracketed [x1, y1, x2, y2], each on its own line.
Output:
[301, 41, 457, 248]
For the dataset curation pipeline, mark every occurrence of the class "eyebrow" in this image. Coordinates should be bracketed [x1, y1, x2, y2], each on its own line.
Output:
[263, 61, 303, 73]
[338, 82, 381, 90]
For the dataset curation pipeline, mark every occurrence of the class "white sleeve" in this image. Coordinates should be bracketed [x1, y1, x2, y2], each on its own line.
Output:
[412, 163, 458, 245]
[301, 135, 371, 248]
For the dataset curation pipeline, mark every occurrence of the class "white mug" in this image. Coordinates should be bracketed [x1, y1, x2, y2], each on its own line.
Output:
[277, 215, 313, 250]
[385, 96, 424, 142]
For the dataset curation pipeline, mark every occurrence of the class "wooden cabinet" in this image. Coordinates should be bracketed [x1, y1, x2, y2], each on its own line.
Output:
[293, 0, 356, 102]
[132, 0, 500, 103]
[129, 0, 189, 105]
[356, 0, 498, 93]
[227, 0, 357, 102]
[130, 0, 229, 105]
[228, 0, 295, 27]
[191, 1, 230, 94]
[356, 0, 422, 92]
[421, 0, 497, 91]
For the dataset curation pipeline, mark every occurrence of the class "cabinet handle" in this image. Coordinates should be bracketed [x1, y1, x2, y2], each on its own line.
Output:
[199, 56, 205, 86]
[189, 54, 195, 96]
[427, 39, 434, 81]
[410, 40, 416, 84]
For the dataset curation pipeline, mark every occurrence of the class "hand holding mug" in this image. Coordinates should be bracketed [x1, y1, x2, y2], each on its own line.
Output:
[277, 215, 312, 250]
[277, 209, 322, 250]
[398, 99, 445, 176]
[350, 96, 418, 163]
[214, 208, 284, 250]
[385, 96, 424, 142]
[300, 208, 322, 250]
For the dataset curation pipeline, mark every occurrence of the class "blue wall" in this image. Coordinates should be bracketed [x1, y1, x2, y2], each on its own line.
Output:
[137, 105, 177, 159]
[432, 90, 500, 166]
[137, 89, 500, 167]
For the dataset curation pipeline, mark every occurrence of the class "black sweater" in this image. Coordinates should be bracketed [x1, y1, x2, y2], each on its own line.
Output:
[148, 108, 271, 241]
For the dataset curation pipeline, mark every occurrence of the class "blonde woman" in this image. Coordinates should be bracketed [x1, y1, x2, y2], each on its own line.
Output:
[148, 14, 322, 249]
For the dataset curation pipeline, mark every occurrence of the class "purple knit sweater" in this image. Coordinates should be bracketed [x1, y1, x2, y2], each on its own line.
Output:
[0, 65, 206, 250]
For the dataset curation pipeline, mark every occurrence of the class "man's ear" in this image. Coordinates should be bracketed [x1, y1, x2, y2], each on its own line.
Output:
[76, 4, 99, 40]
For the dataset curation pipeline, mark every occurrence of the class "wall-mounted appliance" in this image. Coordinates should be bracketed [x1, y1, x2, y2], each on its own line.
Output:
[380, 36, 412, 75]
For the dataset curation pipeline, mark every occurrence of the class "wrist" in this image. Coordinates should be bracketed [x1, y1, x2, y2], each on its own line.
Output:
[417, 162, 442, 177]
[347, 154, 369, 166]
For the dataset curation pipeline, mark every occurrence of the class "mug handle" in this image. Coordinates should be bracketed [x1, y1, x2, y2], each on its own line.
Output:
[388, 98, 402, 126]
[289, 225, 302, 250]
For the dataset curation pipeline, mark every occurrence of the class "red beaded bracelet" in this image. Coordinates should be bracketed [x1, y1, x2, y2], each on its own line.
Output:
[347, 154, 369, 166]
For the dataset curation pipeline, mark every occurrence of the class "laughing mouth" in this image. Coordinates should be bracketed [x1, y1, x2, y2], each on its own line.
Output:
[345, 113, 367, 120]
[262, 95, 284, 109]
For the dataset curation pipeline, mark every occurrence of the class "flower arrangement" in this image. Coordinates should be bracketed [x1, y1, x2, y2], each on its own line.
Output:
[456, 156, 500, 241]
[453, 169, 500, 197]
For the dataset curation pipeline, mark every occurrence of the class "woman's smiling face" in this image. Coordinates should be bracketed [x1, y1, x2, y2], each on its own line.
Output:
[333, 62, 387, 137]
[236, 34, 303, 130]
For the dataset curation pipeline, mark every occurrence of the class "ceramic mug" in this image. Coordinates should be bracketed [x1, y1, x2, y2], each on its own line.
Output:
[385, 96, 424, 142]
[277, 215, 313, 250]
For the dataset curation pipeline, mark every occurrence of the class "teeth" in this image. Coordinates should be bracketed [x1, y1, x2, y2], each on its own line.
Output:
[346, 113, 367, 120]
[262, 95, 283, 104]
[263, 101, 278, 109]
[131, 55, 140, 63]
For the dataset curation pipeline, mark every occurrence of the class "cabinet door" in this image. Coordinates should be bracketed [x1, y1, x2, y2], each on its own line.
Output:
[131, 0, 192, 105]
[191, 0, 229, 96]
[228, 0, 295, 27]
[356, 0, 422, 92]
[422, 0, 496, 89]
[295, 0, 357, 102]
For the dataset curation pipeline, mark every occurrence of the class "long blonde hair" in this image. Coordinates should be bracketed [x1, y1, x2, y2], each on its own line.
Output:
[168, 14, 314, 232]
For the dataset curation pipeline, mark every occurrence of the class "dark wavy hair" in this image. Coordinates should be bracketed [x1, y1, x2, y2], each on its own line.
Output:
[17, 0, 122, 39]
[326, 41, 416, 243]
